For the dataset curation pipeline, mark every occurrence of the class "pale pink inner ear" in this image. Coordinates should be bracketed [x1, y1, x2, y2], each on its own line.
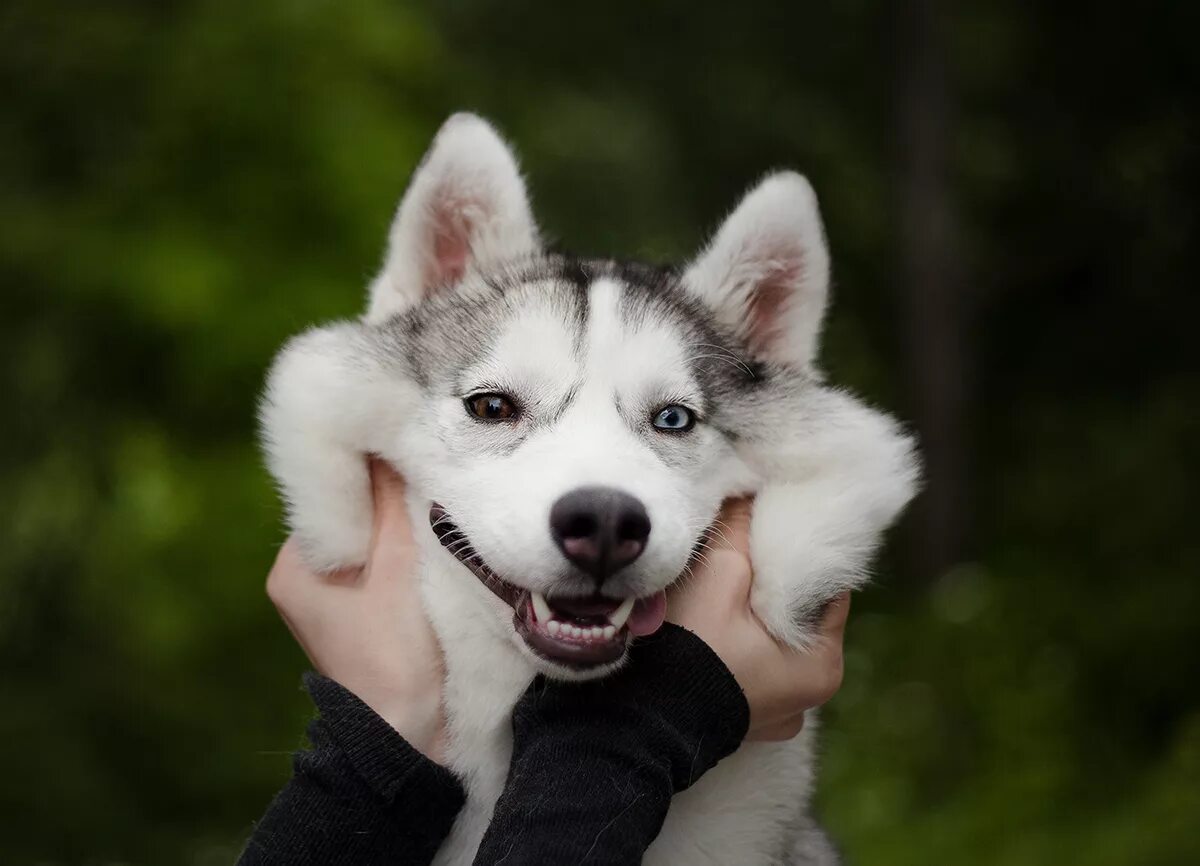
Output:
[422, 189, 478, 293]
[742, 246, 805, 357]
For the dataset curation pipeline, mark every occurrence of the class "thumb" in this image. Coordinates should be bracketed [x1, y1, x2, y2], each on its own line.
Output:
[672, 497, 755, 613]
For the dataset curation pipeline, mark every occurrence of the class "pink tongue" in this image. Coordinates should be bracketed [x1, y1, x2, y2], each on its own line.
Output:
[627, 590, 667, 637]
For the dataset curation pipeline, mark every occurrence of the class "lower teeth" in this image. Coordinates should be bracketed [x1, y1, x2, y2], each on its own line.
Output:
[530, 591, 634, 641]
[544, 621, 618, 641]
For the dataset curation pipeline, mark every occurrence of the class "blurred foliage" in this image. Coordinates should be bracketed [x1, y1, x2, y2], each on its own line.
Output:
[1, 1, 1197, 863]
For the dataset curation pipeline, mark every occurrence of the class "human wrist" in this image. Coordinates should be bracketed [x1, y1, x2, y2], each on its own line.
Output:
[303, 673, 461, 801]
[339, 673, 446, 761]
[378, 698, 443, 759]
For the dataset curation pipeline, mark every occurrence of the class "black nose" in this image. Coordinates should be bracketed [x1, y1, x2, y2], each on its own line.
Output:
[550, 486, 651, 582]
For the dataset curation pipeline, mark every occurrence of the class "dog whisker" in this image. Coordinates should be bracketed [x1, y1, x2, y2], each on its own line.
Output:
[683, 353, 757, 377]
[688, 342, 756, 377]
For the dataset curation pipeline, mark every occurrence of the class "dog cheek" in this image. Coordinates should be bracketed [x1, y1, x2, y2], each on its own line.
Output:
[636, 494, 703, 585]
[440, 459, 564, 586]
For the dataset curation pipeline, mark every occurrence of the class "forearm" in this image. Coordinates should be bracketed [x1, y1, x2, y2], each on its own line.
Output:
[238, 674, 464, 866]
[473, 625, 749, 865]
[478, 705, 674, 863]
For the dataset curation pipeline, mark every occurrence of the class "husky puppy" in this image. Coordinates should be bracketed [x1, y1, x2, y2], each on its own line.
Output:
[260, 113, 919, 865]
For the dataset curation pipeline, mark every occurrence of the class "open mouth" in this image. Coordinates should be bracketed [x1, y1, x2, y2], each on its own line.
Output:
[429, 504, 667, 668]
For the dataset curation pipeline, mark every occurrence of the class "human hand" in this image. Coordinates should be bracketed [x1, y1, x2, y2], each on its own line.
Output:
[266, 460, 448, 761]
[666, 498, 849, 741]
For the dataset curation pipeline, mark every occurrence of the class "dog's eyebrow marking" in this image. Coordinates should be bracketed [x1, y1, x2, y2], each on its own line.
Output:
[613, 394, 639, 432]
[565, 280, 589, 363]
[546, 382, 582, 425]
[558, 256, 592, 290]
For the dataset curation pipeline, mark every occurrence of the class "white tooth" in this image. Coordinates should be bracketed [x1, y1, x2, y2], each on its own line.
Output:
[547, 620, 560, 636]
[570, 626, 583, 639]
[608, 597, 636, 630]
[603, 625, 616, 640]
[531, 592, 553, 624]
[590, 626, 604, 639]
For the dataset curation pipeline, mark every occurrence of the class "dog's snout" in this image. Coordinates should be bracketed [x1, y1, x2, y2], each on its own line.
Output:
[550, 486, 650, 583]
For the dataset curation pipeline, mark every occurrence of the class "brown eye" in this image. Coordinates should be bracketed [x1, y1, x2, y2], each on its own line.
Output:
[465, 393, 519, 421]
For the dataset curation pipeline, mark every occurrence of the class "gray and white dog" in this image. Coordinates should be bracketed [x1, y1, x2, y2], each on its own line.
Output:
[260, 113, 920, 865]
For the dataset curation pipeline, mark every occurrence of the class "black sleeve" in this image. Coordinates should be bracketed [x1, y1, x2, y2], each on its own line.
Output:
[237, 673, 465, 866]
[473, 624, 750, 866]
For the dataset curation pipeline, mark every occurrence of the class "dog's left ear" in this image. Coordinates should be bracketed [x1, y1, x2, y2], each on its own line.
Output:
[366, 113, 540, 323]
[683, 172, 830, 368]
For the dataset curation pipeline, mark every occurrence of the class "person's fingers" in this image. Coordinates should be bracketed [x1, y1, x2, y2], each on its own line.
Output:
[763, 592, 849, 677]
[274, 605, 322, 671]
[777, 633, 845, 710]
[369, 458, 413, 545]
[710, 497, 753, 553]
[265, 537, 327, 668]
[748, 713, 806, 742]
[819, 592, 851, 639]
[751, 596, 850, 720]
[674, 496, 754, 606]
[667, 544, 752, 625]
[265, 536, 307, 604]
[801, 593, 849, 704]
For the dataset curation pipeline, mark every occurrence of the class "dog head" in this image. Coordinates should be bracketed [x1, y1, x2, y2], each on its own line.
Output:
[367, 114, 832, 678]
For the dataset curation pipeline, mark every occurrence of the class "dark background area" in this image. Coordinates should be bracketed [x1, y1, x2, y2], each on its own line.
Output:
[2, 1, 1197, 863]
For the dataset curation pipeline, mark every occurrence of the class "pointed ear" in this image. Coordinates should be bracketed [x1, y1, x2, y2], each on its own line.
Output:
[365, 113, 540, 323]
[683, 172, 830, 367]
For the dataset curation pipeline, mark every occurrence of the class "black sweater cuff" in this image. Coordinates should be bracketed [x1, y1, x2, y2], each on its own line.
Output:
[302, 673, 459, 804]
[237, 674, 465, 866]
[604, 623, 750, 786]
[513, 623, 749, 789]
[473, 623, 749, 865]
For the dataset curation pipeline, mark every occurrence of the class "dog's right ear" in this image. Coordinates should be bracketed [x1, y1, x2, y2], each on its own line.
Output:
[683, 172, 830, 369]
[365, 113, 540, 323]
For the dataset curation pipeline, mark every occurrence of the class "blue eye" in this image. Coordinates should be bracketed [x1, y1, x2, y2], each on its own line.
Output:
[652, 405, 695, 432]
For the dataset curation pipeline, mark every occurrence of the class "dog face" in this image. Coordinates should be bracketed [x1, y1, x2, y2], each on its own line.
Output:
[366, 115, 831, 678]
[391, 262, 763, 675]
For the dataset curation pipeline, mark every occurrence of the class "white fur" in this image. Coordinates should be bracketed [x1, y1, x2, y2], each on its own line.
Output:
[259, 115, 919, 865]
[740, 387, 921, 648]
[259, 324, 415, 571]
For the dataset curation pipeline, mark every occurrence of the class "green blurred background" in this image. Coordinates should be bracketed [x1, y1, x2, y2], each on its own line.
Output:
[3, 1, 1197, 863]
